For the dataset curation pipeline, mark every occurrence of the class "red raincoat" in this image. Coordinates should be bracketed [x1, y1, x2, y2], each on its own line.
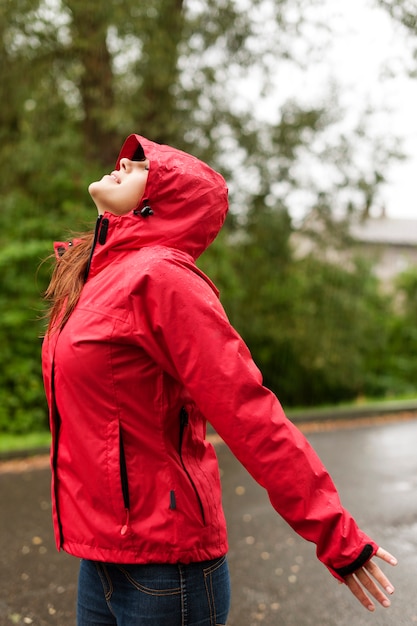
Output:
[42, 135, 377, 580]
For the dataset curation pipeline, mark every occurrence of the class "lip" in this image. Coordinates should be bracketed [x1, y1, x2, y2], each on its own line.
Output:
[109, 171, 121, 183]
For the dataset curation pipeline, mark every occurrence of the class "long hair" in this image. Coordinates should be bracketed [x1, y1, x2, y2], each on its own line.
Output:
[44, 231, 95, 334]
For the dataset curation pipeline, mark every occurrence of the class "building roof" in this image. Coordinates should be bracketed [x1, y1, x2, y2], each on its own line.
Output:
[351, 218, 417, 247]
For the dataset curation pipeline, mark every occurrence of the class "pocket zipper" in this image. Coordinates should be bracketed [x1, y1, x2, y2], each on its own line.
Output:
[179, 407, 206, 525]
[119, 426, 130, 535]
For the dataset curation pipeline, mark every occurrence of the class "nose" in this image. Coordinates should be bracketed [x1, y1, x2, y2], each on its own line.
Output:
[119, 157, 132, 171]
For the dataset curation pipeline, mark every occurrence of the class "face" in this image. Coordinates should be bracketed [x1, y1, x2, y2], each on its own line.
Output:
[88, 158, 150, 216]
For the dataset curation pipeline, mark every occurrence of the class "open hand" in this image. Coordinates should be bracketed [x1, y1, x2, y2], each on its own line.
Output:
[342, 547, 397, 611]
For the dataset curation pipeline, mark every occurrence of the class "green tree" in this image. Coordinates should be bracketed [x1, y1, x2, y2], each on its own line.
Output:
[384, 269, 417, 394]
[377, 0, 417, 34]
[200, 201, 393, 407]
[0, 0, 406, 432]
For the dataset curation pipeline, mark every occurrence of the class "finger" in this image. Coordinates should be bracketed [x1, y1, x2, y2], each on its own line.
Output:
[375, 546, 398, 566]
[344, 572, 377, 611]
[364, 559, 395, 595]
[354, 567, 392, 608]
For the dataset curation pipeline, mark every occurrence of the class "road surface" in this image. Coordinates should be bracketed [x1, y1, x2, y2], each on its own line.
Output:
[1, 416, 416, 625]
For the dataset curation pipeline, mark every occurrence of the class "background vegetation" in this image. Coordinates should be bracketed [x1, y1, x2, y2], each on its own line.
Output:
[1, 0, 416, 434]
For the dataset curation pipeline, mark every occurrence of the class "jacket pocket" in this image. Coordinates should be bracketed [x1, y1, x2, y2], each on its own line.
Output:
[179, 407, 206, 525]
[119, 424, 130, 535]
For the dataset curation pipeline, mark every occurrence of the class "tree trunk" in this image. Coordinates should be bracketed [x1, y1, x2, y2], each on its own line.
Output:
[65, 0, 119, 165]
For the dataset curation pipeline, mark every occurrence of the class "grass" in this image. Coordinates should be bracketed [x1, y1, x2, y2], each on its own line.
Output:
[287, 393, 417, 416]
[0, 430, 51, 454]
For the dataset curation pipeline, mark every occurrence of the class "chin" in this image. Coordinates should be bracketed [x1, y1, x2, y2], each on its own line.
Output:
[87, 182, 104, 212]
[89, 180, 106, 199]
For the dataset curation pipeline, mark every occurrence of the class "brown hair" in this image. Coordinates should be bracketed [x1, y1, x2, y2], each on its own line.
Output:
[44, 231, 95, 334]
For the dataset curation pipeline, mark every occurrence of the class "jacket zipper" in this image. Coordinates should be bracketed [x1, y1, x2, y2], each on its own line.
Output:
[84, 214, 109, 282]
[179, 407, 206, 525]
[119, 425, 130, 535]
[51, 366, 64, 548]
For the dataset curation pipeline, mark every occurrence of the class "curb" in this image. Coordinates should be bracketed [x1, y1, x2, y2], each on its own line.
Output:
[287, 398, 417, 423]
[0, 446, 50, 462]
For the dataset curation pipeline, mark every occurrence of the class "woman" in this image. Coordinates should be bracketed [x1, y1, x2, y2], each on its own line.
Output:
[42, 134, 397, 626]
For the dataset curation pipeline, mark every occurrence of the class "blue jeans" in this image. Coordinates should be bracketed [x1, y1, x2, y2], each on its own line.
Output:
[76, 556, 231, 626]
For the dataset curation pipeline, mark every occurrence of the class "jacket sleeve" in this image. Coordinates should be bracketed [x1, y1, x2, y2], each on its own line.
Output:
[128, 253, 378, 580]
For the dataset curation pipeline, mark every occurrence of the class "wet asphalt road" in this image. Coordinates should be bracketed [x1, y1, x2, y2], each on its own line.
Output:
[1, 417, 416, 626]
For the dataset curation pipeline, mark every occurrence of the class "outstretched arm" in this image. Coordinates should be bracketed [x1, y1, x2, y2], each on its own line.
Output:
[134, 255, 398, 598]
[343, 547, 397, 611]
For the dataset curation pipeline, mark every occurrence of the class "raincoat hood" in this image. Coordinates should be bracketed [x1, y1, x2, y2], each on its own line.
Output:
[112, 134, 229, 260]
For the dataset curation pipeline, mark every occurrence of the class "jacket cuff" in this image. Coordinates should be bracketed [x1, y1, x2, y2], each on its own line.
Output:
[333, 543, 375, 578]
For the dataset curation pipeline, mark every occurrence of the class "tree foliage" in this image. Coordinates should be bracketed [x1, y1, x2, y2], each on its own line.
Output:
[377, 0, 417, 69]
[0, 0, 413, 432]
[377, 0, 417, 33]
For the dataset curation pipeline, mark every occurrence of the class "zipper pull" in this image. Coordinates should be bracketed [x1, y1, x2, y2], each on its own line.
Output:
[180, 407, 188, 426]
[179, 407, 188, 450]
[121, 508, 130, 536]
[98, 217, 109, 244]
[84, 215, 103, 282]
